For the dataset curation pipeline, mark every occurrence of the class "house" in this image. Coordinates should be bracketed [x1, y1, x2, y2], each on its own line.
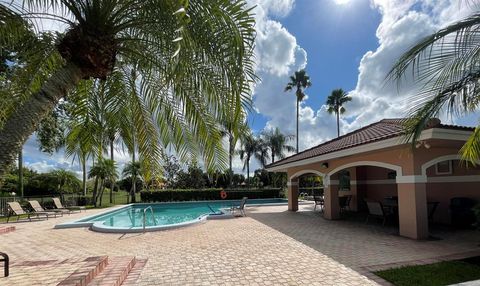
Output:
[266, 118, 480, 239]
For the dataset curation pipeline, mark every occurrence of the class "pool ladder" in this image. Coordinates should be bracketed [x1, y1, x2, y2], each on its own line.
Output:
[143, 206, 157, 232]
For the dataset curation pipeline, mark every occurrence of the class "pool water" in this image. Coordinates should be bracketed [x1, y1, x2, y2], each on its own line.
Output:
[58, 198, 288, 232]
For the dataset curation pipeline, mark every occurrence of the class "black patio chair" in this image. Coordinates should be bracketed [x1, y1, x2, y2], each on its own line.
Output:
[313, 194, 324, 212]
[339, 195, 352, 213]
[427, 201, 439, 223]
[365, 199, 392, 226]
[0, 252, 9, 277]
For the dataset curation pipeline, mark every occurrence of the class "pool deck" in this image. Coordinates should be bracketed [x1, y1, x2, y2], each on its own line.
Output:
[1, 203, 479, 285]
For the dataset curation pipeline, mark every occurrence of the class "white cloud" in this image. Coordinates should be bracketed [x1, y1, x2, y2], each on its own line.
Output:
[345, 1, 476, 131]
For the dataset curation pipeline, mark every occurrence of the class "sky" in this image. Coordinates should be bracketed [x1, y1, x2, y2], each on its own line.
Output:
[21, 0, 480, 177]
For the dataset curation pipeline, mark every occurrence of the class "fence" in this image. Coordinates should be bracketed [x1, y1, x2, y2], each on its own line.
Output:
[299, 187, 324, 196]
[0, 197, 15, 217]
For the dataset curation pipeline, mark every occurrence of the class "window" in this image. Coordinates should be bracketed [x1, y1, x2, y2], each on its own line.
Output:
[435, 160, 452, 175]
[338, 170, 350, 191]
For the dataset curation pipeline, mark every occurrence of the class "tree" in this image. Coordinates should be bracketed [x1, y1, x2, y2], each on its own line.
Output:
[238, 134, 269, 188]
[388, 11, 480, 163]
[326, 89, 352, 137]
[122, 161, 142, 203]
[285, 69, 312, 153]
[262, 127, 295, 163]
[88, 159, 117, 206]
[0, 0, 256, 175]
[51, 169, 81, 202]
[161, 153, 181, 188]
[220, 116, 249, 186]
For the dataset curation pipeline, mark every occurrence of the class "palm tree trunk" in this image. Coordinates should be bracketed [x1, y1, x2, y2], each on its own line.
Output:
[98, 180, 105, 206]
[296, 99, 299, 153]
[92, 177, 99, 207]
[0, 63, 84, 175]
[271, 151, 275, 164]
[81, 157, 87, 196]
[229, 134, 233, 187]
[131, 143, 136, 203]
[18, 149, 24, 197]
[336, 111, 340, 137]
[110, 139, 114, 204]
[246, 156, 250, 190]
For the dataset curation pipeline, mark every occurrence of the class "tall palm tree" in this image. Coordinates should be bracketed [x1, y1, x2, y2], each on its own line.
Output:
[0, 0, 256, 175]
[238, 134, 269, 188]
[261, 128, 295, 163]
[388, 12, 480, 163]
[326, 89, 352, 137]
[220, 116, 249, 186]
[285, 69, 312, 153]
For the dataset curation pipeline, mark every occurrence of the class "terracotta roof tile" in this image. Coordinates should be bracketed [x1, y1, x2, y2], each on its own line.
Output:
[267, 118, 474, 169]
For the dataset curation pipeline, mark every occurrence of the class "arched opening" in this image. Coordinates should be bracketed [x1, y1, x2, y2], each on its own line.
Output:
[288, 170, 325, 211]
[325, 162, 402, 224]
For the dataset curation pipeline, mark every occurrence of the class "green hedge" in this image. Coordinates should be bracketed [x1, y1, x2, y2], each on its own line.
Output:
[140, 188, 282, 202]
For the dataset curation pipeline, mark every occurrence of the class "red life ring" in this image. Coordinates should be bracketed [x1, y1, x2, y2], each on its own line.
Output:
[220, 190, 227, 199]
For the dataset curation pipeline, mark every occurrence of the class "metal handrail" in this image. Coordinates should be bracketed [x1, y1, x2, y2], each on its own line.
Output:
[142, 206, 156, 232]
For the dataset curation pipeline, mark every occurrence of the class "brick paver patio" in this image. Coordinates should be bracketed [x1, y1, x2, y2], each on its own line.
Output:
[0, 203, 478, 285]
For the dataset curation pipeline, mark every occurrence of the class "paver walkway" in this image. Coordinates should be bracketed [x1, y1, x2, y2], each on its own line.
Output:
[0, 204, 478, 285]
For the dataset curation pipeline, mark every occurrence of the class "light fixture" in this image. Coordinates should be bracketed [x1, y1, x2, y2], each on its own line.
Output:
[415, 141, 431, 149]
[321, 162, 329, 169]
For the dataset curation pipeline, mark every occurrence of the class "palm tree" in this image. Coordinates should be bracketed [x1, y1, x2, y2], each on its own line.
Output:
[220, 116, 249, 186]
[238, 134, 269, 188]
[51, 169, 81, 203]
[88, 159, 117, 207]
[122, 161, 142, 203]
[0, 0, 256, 175]
[326, 89, 352, 137]
[285, 69, 312, 153]
[262, 128, 295, 164]
[388, 12, 480, 163]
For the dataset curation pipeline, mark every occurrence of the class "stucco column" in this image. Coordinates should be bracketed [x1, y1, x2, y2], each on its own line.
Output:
[397, 181, 428, 240]
[324, 183, 340, 219]
[287, 179, 299, 211]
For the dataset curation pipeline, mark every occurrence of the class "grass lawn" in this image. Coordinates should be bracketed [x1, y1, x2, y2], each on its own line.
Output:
[375, 257, 480, 286]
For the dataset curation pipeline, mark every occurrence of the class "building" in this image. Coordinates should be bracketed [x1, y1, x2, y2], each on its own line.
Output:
[266, 118, 480, 239]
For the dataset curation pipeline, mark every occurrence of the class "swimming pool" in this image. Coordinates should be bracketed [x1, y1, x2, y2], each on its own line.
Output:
[55, 198, 291, 233]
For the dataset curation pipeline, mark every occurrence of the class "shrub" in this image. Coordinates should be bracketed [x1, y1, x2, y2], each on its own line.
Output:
[140, 188, 282, 202]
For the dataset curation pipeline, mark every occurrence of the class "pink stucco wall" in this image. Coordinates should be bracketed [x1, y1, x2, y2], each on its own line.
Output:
[426, 160, 480, 224]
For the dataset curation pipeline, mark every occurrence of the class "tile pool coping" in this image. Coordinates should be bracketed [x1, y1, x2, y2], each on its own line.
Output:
[54, 199, 307, 233]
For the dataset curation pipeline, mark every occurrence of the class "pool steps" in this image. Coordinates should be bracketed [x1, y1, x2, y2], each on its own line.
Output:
[56, 256, 142, 286]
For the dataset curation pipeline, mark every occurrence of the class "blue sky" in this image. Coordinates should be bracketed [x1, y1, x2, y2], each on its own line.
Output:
[249, 0, 382, 132]
[21, 0, 480, 176]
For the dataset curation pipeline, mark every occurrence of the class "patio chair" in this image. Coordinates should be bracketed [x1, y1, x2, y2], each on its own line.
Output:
[6, 202, 48, 222]
[339, 195, 352, 213]
[313, 194, 324, 212]
[53, 197, 84, 213]
[28, 200, 61, 218]
[365, 200, 392, 226]
[427, 201, 439, 223]
[0, 252, 8, 277]
[230, 197, 248, 217]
